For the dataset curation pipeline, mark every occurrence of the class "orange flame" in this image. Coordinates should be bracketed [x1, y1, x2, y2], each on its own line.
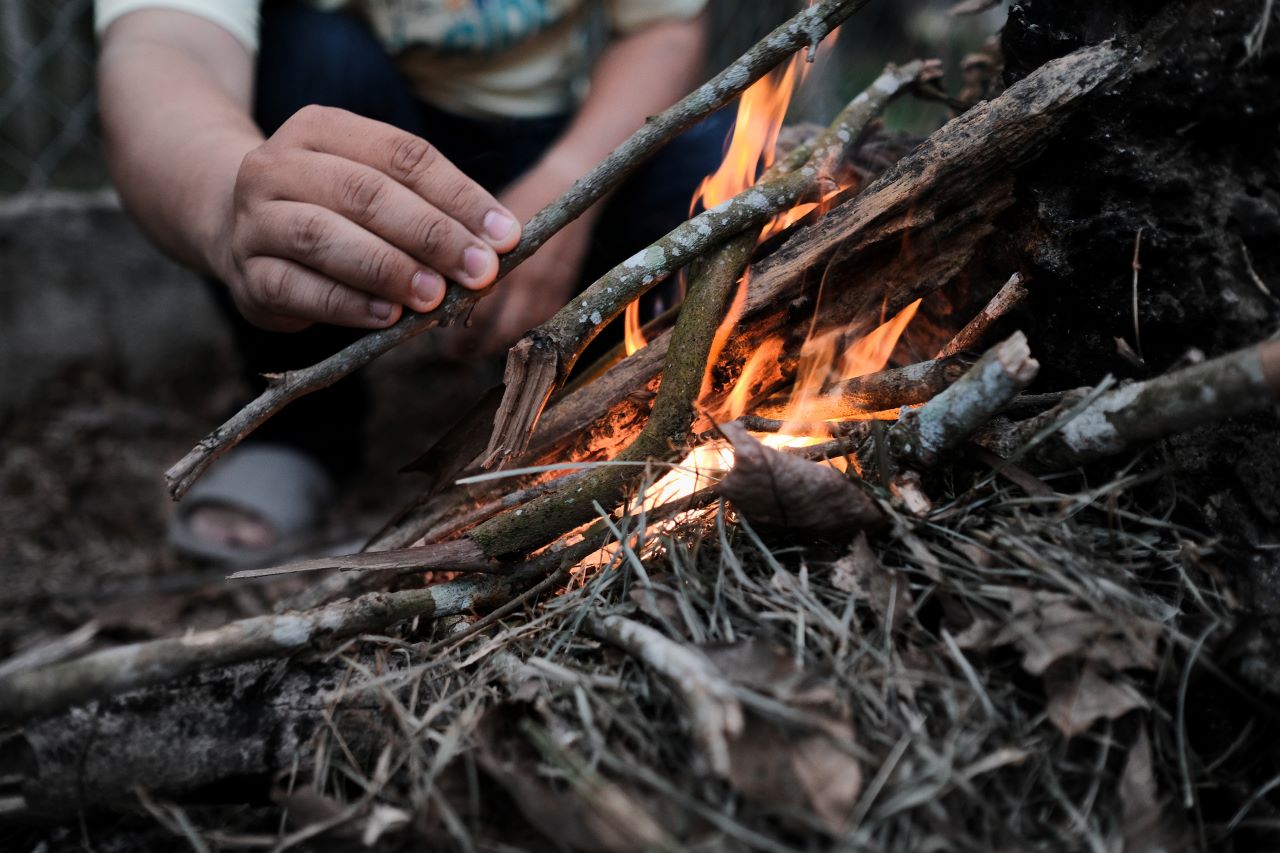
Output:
[624, 301, 647, 356]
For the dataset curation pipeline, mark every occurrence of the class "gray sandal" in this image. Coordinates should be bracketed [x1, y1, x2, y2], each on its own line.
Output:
[168, 443, 336, 567]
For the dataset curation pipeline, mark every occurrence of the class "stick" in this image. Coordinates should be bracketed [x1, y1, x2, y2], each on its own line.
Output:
[936, 273, 1029, 358]
[752, 355, 972, 421]
[888, 331, 1040, 468]
[484, 60, 935, 466]
[0, 565, 550, 725]
[1021, 338, 1280, 468]
[164, 0, 872, 500]
[582, 613, 742, 778]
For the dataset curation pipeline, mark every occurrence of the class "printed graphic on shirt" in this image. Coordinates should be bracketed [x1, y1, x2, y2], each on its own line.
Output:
[370, 0, 579, 53]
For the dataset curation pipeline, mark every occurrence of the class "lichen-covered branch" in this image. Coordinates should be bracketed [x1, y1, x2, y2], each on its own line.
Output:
[889, 331, 1040, 468]
[484, 60, 934, 465]
[0, 566, 549, 724]
[1012, 338, 1280, 468]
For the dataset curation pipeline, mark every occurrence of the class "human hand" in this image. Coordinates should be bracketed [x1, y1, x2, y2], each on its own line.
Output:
[445, 157, 596, 357]
[209, 106, 522, 332]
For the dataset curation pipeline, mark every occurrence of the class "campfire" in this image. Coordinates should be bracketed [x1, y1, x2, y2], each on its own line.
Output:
[5, 0, 1280, 847]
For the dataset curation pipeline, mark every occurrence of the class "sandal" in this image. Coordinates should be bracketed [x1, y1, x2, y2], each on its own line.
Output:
[168, 443, 336, 567]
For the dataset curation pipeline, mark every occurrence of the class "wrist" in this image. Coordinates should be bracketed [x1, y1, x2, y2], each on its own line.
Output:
[194, 132, 260, 281]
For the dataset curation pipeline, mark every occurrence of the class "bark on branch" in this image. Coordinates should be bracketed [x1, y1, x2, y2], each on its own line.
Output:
[164, 0, 872, 500]
[889, 331, 1040, 468]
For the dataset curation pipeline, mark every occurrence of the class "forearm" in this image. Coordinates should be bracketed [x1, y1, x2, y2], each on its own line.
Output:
[98, 12, 260, 277]
[530, 12, 710, 207]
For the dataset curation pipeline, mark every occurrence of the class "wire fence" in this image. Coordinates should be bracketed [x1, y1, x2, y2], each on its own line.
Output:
[0, 0, 103, 194]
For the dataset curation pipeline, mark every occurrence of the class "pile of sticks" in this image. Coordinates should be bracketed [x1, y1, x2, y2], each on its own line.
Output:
[3, 0, 1279, 810]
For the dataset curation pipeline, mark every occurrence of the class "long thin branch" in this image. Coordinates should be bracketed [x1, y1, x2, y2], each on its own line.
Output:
[484, 60, 934, 466]
[165, 0, 872, 500]
[0, 564, 550, 724]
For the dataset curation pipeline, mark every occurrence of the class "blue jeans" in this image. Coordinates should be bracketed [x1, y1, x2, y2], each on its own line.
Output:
[215, 2, 734, 477]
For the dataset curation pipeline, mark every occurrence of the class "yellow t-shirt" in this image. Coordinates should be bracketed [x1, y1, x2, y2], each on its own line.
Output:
[95, 0, 706, 119]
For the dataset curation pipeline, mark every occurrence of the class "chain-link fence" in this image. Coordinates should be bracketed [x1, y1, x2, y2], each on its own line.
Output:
[0, 0, 102, 194]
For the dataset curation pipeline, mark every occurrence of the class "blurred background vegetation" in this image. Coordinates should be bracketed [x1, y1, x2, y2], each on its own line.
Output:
[0, 0, 1002, 195]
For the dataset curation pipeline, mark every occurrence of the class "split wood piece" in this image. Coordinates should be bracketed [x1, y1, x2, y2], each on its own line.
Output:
[582, 613, 743, 778]
[717, 421, 886, 532]
[484, 60, 935, 466]
[936, 273, 1029, 358]
[163, 0, 871, 500]
[471, 233, 758, 557]
[752, 354, 973, 421]
[367, 41, 1131, 554]
[0, 563, 552, 725]
[1013, 338, 1280, 469]
[888, 331, 1040, 468]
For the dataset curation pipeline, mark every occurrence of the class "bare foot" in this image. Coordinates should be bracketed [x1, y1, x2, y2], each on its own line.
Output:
[186, 505, 279, 551]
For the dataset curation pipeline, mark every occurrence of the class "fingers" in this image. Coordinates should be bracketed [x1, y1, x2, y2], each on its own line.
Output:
[236, 256, 406, 332]
[246, 201, 448, 313]
[277, 106, 522, 253]
[248, 151, 500, 291]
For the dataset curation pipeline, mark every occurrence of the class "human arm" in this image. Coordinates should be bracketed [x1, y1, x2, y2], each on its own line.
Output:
[97, 9, 522, 332]
[468, 9, 710, 353]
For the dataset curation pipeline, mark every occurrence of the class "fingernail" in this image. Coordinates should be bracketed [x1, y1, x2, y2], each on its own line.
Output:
[483, 210, 518, 242]
[370, 299, 394, 321]
[463, 246, 493, 283]
[412, 270, 445, 309]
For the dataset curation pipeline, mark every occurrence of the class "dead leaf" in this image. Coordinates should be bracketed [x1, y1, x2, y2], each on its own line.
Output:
[725, 712, 862, 835]
[475, 706, 675, 852]
[994, 591, 1161, 675]
[1045, 661, 1148, 737]
[717, 422, 885, 533]
[831, 533, 912, 630]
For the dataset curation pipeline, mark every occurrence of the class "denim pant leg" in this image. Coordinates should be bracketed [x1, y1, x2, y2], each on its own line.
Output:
[209, 3, 434, 479]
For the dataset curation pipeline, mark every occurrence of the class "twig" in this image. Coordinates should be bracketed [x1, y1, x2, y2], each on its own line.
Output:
[753, 355, 972, 421]
[164, 0, 873, 500]
[936, 273, 1029, 358]
[889, 331, 1040, 467]
[484, 60, 935, 465]
[581, 613, 743, 777]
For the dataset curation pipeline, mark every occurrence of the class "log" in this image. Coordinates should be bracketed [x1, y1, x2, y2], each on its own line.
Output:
[2, 658, 383, 819]
[164, 0, 873, 500]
